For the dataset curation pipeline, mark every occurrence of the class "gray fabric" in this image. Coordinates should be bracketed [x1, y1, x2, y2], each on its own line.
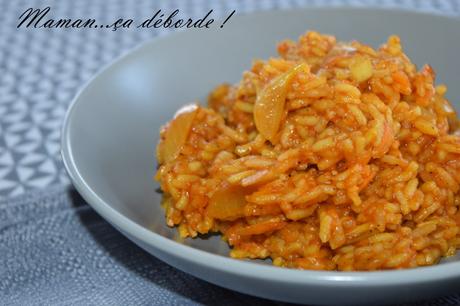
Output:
[0, 186, 280, 305]
[1, 186, 460, 306]
[1, 0, 460, 199]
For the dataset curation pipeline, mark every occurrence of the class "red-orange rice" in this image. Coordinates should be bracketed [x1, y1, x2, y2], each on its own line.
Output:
[155, 32, 460, 271]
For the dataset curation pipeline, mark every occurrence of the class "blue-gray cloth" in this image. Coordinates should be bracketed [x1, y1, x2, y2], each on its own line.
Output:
[0, 186, 280, 305]
[1, 186, 460, 306]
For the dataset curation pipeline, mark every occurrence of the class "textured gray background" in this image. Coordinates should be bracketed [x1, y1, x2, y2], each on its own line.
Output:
[0, 0, 460, 199]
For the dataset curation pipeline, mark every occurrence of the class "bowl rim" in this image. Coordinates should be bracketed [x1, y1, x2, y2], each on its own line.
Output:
[61, 6, 460, 287]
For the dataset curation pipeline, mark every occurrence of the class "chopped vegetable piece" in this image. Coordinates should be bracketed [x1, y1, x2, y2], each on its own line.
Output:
[207, 184, 249, 220]
[158, 104, 197, 163]
[254, 63, 307, 143]
[350, 57, 373, 83]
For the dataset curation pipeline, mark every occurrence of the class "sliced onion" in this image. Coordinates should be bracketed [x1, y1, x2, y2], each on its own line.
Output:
[253, 63, 307, 143]
[158, 104, 198, 163]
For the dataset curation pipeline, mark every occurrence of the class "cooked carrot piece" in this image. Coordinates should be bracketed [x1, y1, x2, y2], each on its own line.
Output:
[235, 220, 286, 236]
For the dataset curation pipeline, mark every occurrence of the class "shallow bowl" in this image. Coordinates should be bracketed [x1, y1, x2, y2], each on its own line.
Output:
[62, 7, 460, 305]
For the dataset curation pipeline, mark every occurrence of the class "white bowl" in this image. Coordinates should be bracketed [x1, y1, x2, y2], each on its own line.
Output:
[62, 7, 460, 305]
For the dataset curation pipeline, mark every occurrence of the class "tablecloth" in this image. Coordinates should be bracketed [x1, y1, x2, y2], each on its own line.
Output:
[1, 0, 460, 305]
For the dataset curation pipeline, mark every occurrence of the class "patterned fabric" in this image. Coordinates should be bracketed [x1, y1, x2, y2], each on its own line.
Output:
[0, 0, 459, 199]
[1, 186, 460, 306]
[0, 186, 278, 305]
[1, 1, 460, 305]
